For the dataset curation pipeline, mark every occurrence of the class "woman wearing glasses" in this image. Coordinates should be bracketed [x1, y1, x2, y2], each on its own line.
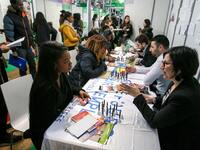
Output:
[119, 46, 200, 150]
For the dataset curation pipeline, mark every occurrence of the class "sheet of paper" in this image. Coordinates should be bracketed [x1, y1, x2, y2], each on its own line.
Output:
[7, 37, 25, 48]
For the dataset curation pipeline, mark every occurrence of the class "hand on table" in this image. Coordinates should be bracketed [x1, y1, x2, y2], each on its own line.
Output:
[126, 66, 136, 73]
[79, 90, 91, 99]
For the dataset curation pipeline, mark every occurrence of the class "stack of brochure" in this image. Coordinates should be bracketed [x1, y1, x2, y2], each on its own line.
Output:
[66, 111, 114, 144]
[66, 111, 99, 138]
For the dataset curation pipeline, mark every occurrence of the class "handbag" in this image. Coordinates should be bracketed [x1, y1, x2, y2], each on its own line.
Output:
[9, 53, 26, 71]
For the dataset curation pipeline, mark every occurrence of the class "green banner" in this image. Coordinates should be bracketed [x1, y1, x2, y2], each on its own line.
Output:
[76, 0, 87, 7]
[111, 0, 124, 7]
[62, 3, 72, 11]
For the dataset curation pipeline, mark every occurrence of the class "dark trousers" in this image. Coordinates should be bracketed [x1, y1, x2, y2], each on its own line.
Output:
[0, 59, 8, 83]
[31, 131, 43, 150]
[16, 48, 36, 78]
[0, 88, 8, 139]
[0, 60, 8, 139]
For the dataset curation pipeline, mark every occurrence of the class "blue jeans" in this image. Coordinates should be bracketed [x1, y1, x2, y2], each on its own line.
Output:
[16, 48, 36, 78]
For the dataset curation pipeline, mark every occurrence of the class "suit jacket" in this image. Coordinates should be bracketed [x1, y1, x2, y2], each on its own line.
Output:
[133, 77, 200, 150]
[140, 45, 157, 67]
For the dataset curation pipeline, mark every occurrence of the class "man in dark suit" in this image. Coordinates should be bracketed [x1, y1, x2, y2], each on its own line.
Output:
[134, 34, 157, 67]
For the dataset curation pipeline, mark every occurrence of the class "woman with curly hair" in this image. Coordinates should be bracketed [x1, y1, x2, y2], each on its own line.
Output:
[69, 34, 107, 88]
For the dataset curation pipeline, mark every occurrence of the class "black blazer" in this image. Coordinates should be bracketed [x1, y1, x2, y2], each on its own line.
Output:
[133, 77, 200, 150]
[29, 73, 81, 149]
[140, 45, 157, 67]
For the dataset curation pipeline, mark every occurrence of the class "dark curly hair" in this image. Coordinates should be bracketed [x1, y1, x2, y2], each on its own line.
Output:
[85, 34, 108, 62]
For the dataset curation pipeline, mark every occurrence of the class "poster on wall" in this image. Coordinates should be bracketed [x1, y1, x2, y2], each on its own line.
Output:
[125, 0, 134, 4]
[63, 0, 72, 3]
[62, 3, 72, 11]
[76, 0, 87, 7]
[48, 0, 72, 4]
[112, 0, 124, 7]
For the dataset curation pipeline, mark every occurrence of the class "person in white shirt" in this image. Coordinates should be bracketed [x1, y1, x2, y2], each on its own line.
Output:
[92, 14, 99, 30]
[127, 35, 170, 96]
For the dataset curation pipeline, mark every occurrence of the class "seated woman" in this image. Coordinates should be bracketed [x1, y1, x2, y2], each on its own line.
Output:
[119, 46, 200, 150]
[103, 29, 115, 62]
[29, 41, 90, 150]
[139, 19, 153, 40]
[69, 34, 107, 88]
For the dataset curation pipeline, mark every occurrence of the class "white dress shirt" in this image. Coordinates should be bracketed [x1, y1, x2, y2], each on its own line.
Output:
[135, 54, 170, 95]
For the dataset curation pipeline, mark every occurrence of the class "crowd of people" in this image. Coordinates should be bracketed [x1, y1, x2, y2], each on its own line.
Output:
[0, 0, 200, 150]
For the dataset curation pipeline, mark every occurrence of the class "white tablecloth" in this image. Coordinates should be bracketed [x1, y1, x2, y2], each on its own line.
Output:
[42, 72, 160, 150]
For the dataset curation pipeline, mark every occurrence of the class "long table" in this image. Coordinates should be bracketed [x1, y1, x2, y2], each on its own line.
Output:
[41, 66, 161, 150]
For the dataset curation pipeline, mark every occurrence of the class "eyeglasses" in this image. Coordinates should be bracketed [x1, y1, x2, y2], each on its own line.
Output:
[162, 60, 173, 67]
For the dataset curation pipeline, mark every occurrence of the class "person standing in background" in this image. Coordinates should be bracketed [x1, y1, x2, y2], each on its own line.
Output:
[48, 22, 57, 41]
[3, 0, 36, 78]
[59, 11, 80, 50]
[119, 15, 133, 45]
[59, 10, 67, 42]
[59, 11, 80, 68]
[92, 14, 99, 30]
[139, 19, 153, 40]
[33, 12, 50, 48]
[73, 13, 83, 38]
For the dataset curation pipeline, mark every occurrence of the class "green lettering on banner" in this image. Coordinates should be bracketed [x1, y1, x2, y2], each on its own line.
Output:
[62, 3, 71, 11]
[76, 0, 87, 7]
[111, 0, 124, 7]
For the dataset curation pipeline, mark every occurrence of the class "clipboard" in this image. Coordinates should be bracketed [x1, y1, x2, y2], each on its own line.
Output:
[9, 53, 26, 70]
